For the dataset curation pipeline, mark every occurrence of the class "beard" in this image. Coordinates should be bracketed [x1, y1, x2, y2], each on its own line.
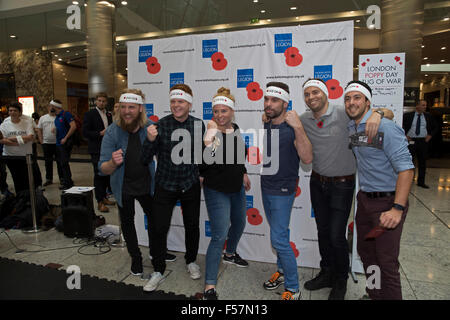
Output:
[119, 114, 140, 132]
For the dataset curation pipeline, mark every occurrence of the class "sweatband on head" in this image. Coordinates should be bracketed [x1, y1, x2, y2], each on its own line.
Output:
[303, 80, 329, 98]
[265, 86, 290, 103]
[170, 89, 193, 104]
[344, 83, 372, 102]
[119, 93, 144, 104]
[50, 100, 63, 108]
[16, 136, 24, 145]
[212, 96, 235, 110]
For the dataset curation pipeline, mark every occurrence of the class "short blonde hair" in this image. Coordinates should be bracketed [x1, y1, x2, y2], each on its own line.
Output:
[213, 87, 235, 102]
[117, 88, 148, 128]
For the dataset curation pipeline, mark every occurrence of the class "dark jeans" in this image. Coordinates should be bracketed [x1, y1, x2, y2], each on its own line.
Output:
[310, 175, 355, 280]
[5, 156, 42, 194]
[56, 143, 73, 187]
[150, 182, 201, 275]
[356, 191, 408, 300]
[118, 193, 153, 260]
[42, 143, 60, 182]
[0, 160, 8, 192]
[408, 138, 428, 185]
[90, 153, 110, 202]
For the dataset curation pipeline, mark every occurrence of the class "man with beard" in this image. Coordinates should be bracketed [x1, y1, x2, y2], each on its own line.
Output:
[260, 82, 312, 300]
[99, 88, 156, 276]
[299, 78, 385, 300]
[141, 84, 205, 292]
[344, 80, 413, 300]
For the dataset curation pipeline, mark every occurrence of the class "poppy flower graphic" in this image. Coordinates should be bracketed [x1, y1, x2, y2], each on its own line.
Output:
[290, 242, 300, 258]
[295, 186, 301, 197]
[394, 56, 400, 62]
[325, 79, 344, 99]
[284, 47, 303, 67]
[149, 115, 159, 122]
[246, 82, 264, 101]
[247, 146, 262, 165]
[146, 56, 161, 74]
[317, 120, 324, 128]
[246, 207, 263, 226]
[211, 52, 228, 70]
[361, 62, 366, 67]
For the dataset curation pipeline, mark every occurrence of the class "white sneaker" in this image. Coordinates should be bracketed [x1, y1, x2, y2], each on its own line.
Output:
[143, 272, 165, 292]
[187, 262, 201, 280]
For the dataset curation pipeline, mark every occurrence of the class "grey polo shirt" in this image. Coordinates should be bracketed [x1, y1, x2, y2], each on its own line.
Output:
[300, 104, 356, 177]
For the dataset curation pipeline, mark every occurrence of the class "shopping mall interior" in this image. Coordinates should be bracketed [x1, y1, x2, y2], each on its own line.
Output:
[0, 0, 448, 302]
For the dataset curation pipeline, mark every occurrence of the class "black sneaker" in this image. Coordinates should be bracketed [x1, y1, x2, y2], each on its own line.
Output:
[131, 257, 143, 276]
[263, 271, 285, 290]
[328, 278, 347, 300]
[203, 288, 218, 300]
[304, 269, 333, 291]
[223, 253, 249, 267]
[149, 252, 177, 262]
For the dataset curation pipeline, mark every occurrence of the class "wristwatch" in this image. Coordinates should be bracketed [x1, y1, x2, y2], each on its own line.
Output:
[392, 203, 405, 212]
[375, 109, 384, 118]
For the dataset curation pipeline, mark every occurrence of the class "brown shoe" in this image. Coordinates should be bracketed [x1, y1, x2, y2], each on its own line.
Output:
[102, 198, 116, 206]
[98, 201, 109, 213]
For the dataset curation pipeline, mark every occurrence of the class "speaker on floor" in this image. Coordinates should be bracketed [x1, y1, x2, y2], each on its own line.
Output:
[61, 190, 95, 238]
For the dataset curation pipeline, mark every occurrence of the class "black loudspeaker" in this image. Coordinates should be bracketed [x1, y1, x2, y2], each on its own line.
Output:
[61, 190, 95, 238]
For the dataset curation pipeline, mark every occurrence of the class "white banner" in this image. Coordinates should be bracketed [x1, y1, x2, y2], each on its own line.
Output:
[351, 53, 406, 274]
[128, 21, 354, 268]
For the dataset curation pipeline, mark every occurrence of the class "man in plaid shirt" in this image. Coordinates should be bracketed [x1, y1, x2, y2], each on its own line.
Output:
[141, 84, 205, 291]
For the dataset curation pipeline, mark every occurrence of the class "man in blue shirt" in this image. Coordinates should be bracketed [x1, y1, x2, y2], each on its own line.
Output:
[52, 100, 76, 190]
[260, 82, 312, 300]
[345, 80, 414, 300]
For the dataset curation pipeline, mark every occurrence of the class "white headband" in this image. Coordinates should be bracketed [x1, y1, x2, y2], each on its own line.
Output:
[50, 100, 62, 108]
[344, 83, 372, 102]
[212, 96, 235, 110]
[119, 93, 144, 104]
[265, 86, 290, 103]
[170, 89, 193, 104]
[303, 80, 329, 98]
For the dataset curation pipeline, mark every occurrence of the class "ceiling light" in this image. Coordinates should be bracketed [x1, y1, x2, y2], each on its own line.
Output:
[441, 47, 447, 50]
[443, 17, 449, 21]
[261, 10, 266, 13]
[425, 74, 428, 76]
[423, 57, 428, 60]
[356, 19, 361, 23]
[441, 60, 445, 62]
[290, 7, 297, 10]
[253, 0, 258, 3]
[75, 53, 79, 55]
[9, 34, 17, 38]
[72, 1, 79, 4]
[58, 58, 62, 61]
[121, 1, 128, 5]
[421, 45, 425, 48]
[267, 19, 271, 22]
[84, 3, 87, 6]
[426, 64, 430, 67]
[55, 54, 58, 57]
[66, 50, 70, 53]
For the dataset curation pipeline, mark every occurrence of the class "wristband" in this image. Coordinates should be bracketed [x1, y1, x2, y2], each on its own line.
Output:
[392, 203, 405, 212]
[16, 136, 24, 145]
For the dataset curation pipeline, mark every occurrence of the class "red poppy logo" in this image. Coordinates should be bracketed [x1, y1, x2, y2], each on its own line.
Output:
[394, 56, 400, 62]
[317, 120, 324, 128]
[247, 146, 262, 165]
[325, 79, 344, 99]
[149, 115, 159, 122]
[211, 52, 227, 70]
[146, 56, 161, 74]
[246, 82, 264, 101]
[284, 47, 303, 67]
[295, 186, 301, 197]
[361, 62, 366, 67]
[246, 207, 263, 226]
[290, 242, 300, 258]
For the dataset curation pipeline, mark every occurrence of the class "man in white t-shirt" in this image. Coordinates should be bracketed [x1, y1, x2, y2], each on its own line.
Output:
[0, 102, 41, 194]
[37, 103, 60, 186]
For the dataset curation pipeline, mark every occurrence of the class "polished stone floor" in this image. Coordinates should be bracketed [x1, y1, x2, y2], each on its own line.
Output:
[0, 157, 448, 300]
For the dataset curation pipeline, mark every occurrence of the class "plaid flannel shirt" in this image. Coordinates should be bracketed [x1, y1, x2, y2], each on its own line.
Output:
[141, 114, 205, 192]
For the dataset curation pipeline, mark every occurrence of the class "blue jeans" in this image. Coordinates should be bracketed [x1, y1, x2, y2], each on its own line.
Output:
[204, 186, 246, 286]
[310, 176, 355, 280]
[261, 192, 298, 292]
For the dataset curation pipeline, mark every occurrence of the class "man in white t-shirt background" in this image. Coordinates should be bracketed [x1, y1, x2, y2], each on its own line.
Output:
[0, 102, 42, 194]
[37, 102, 60, 187]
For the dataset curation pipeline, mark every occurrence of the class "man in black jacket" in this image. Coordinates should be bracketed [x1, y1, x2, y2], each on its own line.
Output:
[82, 92, 114, 212]
[403, 99, 437, 188]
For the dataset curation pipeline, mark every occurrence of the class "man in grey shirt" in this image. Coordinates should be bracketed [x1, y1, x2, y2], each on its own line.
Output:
[300, 78, 385, 300]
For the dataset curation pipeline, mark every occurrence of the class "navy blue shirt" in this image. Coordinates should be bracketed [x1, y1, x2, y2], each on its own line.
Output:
[261, 121, 300, 195]
[54, 110, 74, 146]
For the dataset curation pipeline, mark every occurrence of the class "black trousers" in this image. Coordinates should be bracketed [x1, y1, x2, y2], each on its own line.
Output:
[56, 143, 73, 187]
[42, 144, 60, 182]
[118, 193, 153, 260]
[408, 138, 428, 185]
[90, 153, 110, 202]
[5, 156, 42, 194]
[149, 183, 201, 275]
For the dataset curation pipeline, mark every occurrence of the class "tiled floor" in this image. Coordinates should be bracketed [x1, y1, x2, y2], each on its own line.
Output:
[0, 158, 449, 300]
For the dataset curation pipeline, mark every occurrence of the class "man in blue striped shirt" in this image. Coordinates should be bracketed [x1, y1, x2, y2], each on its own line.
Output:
[345, 80, 414, 300]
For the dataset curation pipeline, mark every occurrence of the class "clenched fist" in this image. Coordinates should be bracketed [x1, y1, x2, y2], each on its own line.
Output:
[111, 149, 124, 167]
[147, 124, 158, 142]
[285, 110, 302, 130]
